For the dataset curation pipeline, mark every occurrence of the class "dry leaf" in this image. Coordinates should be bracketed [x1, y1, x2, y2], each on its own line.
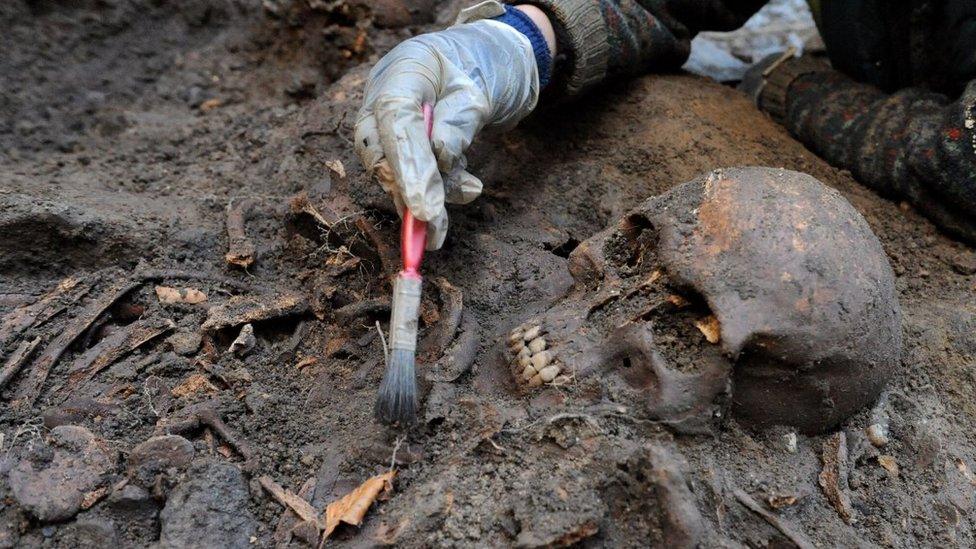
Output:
[259, 476, 323, 528]
[80, 486, 108, 510]
[767, 494, 799, 509]
[199, 98, 223, 112]
[171, 373, 218, 398]
[323, 470, 396, 538]
[878, 455, 899, 477]
[819, 432, 855, 523]
[694, 314, 721, 344]
[296, 356, 318, 370]
[155, 285, 208, 305]
[326, 159, 346, 179]
[666, 294, 690, 308]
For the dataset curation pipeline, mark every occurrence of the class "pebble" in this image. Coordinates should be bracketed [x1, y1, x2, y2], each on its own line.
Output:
[511, 339, 525, 353]
[527, 374, 543, 387]
[518, 354, 532, 368]
[523, 325, 542, 341]
[783, 432, 798, 453]
[507, 331, 523, 345]
[866, 423, 889, 447]
[527, 337, 546, 353]
[521, 365, 536, 381]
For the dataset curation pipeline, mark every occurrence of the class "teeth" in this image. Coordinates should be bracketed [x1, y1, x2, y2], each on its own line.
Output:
[527, 337, 546, 353]
[539, 365, 560, 382]
[505, 323, 559, 390]
[530, 351, 551, 370]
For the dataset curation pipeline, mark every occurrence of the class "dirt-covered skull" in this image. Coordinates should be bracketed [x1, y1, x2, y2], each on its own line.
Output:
[504, 167, 901, 434]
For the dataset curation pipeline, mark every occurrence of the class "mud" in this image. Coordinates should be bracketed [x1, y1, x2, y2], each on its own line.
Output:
[1, 1, 975, 547]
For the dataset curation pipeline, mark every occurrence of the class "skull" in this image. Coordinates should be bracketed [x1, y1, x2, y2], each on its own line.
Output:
[504, 167, 901, 434]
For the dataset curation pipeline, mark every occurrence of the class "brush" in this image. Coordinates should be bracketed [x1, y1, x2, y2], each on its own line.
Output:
[375, 102, 433, 426]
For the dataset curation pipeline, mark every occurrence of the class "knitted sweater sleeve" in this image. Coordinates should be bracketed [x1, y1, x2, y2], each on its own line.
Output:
[505, 0, 766, 96]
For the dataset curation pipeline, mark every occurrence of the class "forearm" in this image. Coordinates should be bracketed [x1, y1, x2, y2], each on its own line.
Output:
[507, 0, 765, 97]
[764, 60, 976, 244]
[514, 5, 556, 58]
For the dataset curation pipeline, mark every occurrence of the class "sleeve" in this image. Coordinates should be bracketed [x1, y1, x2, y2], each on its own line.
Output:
[505, 0, 767, 97]
[760, 57, 976, 244]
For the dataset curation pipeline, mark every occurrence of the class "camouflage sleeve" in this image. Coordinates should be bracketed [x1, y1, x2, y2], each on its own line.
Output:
[760, 57, 976, 244]
[505, 0, 766, 96]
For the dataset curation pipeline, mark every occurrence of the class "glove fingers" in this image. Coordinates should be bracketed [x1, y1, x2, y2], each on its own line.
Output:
[354, 108, 385, 173]
[424, 208, 449, 251]
[443, 159, 484, 205]
[375, 93, 445, 224]
[430, 93, 487, 173]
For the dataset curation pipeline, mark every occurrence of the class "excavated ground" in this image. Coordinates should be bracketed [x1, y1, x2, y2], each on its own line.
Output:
[1, 1, 975, 547]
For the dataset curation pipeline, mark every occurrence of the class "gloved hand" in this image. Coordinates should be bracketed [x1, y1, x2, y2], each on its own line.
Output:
[355, 4, 541, 250]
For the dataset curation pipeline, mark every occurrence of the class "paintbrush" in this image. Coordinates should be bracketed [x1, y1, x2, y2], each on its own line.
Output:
[375, 103, 433, 426]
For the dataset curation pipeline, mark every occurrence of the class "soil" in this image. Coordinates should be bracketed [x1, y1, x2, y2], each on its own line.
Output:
[2, 1, 976, 548]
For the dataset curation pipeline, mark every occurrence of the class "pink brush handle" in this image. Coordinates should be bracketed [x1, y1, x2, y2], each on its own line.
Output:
[400, 103, 433, 278]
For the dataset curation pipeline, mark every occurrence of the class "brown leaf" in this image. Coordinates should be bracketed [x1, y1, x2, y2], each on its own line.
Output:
[199, 98, 223, 112]
[155, 286, 208, 305]
[767, 494, 799, 509]
[666, 294, 690, 308]
[878, 455, 899, 477]
[818, 432, 855, 523]
[694, 314, 722, 344]
[171, 374, 218, 398]
[323, 470, 396, 538]
[325, 159, 346, 179]
[80, 486, 108, 510]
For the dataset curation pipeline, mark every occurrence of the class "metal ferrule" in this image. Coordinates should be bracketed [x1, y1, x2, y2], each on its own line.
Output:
[390, 276, 422, 351]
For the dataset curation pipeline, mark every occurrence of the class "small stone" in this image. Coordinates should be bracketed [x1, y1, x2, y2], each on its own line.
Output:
[866, 424, 889, 447]
[539, 365, 560, 382]
[507, 330, 523, 345]
[523, 325, 542, 341]
[527, 374, 544, 387]
[521, 365, 537, 381]
[8, 426, 115, 522]
[229, 323, 256, 357]
[159, 460, 257, 549]
[518, 347, 531, 360]
[510, 339, 525, 353]
[783, 432, 798, 453]
[530, 351, 551, 370]
[527, 337, 546, 353]
[518, 354, 532, 369]
[166, 330, 202, 356]
[127, 435, 195, 489]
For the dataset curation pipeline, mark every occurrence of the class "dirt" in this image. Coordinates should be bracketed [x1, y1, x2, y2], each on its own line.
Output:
[1, 1, 975, 547]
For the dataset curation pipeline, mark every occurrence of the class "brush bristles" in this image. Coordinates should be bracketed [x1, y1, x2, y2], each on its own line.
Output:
[375, 348, 418, 426]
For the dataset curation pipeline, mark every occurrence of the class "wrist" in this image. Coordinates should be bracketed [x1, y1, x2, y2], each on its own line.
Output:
[493, 5, 554, 88]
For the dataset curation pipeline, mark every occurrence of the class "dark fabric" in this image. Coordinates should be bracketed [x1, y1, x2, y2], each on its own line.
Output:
[818, 0, 976, 96]
[775, 62, 976, 244]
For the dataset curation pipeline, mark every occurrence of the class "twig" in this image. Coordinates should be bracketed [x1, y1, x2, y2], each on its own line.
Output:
[389, 435, 405, 473]
[0, 337, 41, 391]
[732, 488, 816, 549]
[376, 321, 389, 364]
[225, 198, 257, 268]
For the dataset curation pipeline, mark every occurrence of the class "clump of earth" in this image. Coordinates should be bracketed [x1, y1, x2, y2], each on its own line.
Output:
[1, 1, 975, 547]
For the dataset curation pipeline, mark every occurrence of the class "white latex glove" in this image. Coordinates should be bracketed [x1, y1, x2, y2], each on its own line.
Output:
[355, 2, 540, 250]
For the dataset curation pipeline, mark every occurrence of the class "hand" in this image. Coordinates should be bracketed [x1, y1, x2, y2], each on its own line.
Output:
[355, 8, 542, 249]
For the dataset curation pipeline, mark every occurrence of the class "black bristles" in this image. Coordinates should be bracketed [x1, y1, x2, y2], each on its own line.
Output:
[374, 348, 418, 426]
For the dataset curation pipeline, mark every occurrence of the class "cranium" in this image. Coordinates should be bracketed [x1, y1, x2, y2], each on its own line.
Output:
[505, 167, 902, 434]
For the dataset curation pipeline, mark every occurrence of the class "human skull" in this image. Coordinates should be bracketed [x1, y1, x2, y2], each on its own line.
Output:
[504, 167, 901, 434]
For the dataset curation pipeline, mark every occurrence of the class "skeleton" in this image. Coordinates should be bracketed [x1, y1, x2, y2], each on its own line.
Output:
[505, 167, 902, 434]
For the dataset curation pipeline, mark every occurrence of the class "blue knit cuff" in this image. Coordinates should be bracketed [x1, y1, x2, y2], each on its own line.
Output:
[493, 5, 552, 89]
